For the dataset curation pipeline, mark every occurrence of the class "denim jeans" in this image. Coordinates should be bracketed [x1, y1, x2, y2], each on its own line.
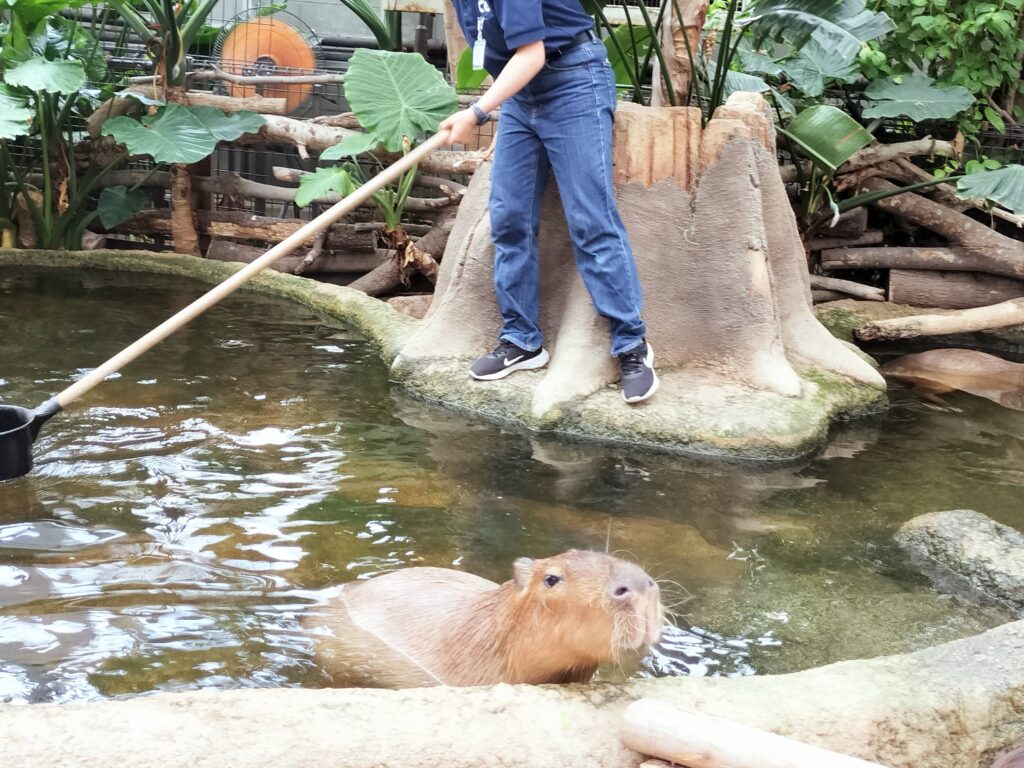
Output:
[489, 39, 647, 357]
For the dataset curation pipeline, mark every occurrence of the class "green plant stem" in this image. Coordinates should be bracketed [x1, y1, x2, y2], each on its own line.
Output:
[634, 0, 676, 106]
[594, 8, 644, 98]
[619, 0, 644, 101]
[710, 0, 740, 114]
[105, 0, 156, 44]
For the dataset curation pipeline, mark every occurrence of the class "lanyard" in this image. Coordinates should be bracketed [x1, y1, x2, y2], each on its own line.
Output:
[472, 0, 491, 70]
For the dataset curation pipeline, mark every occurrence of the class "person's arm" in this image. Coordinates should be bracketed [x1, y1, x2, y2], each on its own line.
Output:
[439, 40, 546, 146]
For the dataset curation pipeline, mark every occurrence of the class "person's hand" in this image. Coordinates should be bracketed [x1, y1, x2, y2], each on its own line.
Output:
[439, 109, 479, 146]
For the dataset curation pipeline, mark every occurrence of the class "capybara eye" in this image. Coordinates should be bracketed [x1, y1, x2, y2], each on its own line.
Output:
[543, 574, 562, 588]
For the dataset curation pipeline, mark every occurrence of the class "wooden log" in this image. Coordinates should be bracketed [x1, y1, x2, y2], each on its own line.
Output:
[824, 207, 868, 239]
[183, 90, 287, 115]
[855, 298, 1024, 341]
[110, 209, 429, 250]
[812, 289, 850, 303]
[856, 177, 1024, 280]
[841, 139, 954, 172]
[888, 269, 1024, 310]
[619, 699, 889, 768]
[809, 274, 884, 301]
[808, 230, 885, 252]
[205, 239, 387, 274]
[190, 68, 346, 86]
[820, 246, 983, 273]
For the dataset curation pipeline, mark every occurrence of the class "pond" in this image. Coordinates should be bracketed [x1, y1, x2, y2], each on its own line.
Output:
[0, 267, 1020, 703]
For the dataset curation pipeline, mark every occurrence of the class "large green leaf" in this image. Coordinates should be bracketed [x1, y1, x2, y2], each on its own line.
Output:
[956, 165, 1024, 215]
[861, 74, 974, 121]
[780, 32, 859, 97]
[778, 104, 873, 171]
[604, 24, 652, 87]
[0, 86, 33, 140]
[344, 49, 458, 152]
[744, 0, 893, 66]
[96, 185, 147, 229]
[295, 166, 357, 208]
[5, 55, 86, 94]
[6, 0, 89, 25]
[455, 46, 489, 92]
[103, 103, 265, 164]
[321, 132, 381, 161]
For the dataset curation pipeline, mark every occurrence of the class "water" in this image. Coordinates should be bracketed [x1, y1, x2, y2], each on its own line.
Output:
[0, 267, 1019, 703]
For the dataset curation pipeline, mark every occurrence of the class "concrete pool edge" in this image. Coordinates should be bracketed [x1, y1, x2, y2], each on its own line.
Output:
[0, 618, 1020, 768]
[1, 249, 887, 462]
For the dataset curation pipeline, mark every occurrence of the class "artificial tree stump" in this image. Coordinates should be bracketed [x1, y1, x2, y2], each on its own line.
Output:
[391, 93, 886, 460]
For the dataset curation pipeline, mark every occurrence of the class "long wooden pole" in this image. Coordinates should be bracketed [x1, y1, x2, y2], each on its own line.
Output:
[53, 130, 450, 410]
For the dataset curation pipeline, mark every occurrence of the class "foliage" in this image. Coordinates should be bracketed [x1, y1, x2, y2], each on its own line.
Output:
[300, 50, 455, 251]
[859, 0, 1024, 137]
[861, 73, 975, 121]
[455, 46, 489, 92]
[0, 3, 126, 248]
[343, 49, 458, 153]
[103, 104, 265, 164]
[956, 164, 1024, 214]
[779, 104, 873, 172]
[335, 0, 400, 50]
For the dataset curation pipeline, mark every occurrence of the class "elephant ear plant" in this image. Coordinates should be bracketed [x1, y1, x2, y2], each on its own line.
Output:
[0, 0, 121, 249]
[296, 49, 457, 271]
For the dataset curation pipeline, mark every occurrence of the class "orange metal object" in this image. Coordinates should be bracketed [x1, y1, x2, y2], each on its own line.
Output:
[218, 18, 317, 114]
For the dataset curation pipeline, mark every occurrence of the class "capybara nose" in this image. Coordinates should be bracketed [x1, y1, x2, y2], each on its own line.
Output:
[609, 574, 654, 601]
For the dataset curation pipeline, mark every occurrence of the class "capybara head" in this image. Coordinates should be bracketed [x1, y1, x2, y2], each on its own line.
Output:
[507, 549, 662, 668]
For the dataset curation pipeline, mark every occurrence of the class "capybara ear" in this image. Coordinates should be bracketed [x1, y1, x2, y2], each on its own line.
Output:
[513, 558, 534, 589]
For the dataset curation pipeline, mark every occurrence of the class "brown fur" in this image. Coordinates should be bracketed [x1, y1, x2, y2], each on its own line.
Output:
[304, 550, 662, 688]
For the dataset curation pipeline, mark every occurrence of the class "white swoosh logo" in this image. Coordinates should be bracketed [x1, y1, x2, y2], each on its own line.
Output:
[502, 355, 524, 367]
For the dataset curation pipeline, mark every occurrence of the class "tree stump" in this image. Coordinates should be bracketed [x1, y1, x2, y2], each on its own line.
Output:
[391, 93, 885, 459]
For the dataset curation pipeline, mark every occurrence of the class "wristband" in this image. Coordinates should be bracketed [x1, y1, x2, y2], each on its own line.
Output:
[469, 101, 491, 125]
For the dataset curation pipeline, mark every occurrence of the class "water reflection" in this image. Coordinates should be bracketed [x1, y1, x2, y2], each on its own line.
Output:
[0, 268, 1019, 702]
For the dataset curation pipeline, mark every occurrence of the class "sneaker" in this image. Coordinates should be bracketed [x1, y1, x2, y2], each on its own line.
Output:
[618, 341, 659, 403]
[470, 340, 550, 381]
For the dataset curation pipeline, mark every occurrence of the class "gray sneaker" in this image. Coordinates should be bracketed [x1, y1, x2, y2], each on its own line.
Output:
[618, 341, 658, 403]
[470, 340, 550, 381]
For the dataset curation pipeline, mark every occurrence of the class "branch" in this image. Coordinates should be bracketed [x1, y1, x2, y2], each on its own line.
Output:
[855, 297, 1024, 341]
[190, 67, 347, 85]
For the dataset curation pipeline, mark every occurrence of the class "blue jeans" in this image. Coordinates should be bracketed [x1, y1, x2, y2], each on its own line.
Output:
[489, 39, 647, 358]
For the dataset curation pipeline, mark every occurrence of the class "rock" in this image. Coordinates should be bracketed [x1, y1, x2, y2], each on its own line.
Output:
[896, 510, 1024, 612]
[0, 619, 1021, 768]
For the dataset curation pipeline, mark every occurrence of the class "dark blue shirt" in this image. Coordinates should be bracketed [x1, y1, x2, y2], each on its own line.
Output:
[452, 0, 594, 77]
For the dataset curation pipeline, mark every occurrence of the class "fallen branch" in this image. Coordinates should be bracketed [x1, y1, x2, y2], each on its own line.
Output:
[855, 297, 1024, 341]
[294, 230, 329, 275]
[888, 269, 1024, 309]
[190, 68, 346, 85]
[841, 139, 954, 172]
[271, 166, 467, 201]
[86, 91, 288, 137]
[821, 246, 982, 273]
[807, 230, 885, 252]
[620, 699, 889, 768]
[809, 275, 884, 301]
[204, 238, 387, 274]
[857, 177, 1024, 280]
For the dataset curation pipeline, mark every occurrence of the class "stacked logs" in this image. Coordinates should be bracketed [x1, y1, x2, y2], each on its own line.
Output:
[800, 140, 1024, 340]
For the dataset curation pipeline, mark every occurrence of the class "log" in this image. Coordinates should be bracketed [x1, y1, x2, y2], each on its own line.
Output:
[888, 269, 1024, 310]
[111, 209, 429, 251]
[271, 166, 467, 203]
[824, 207, 868, 239]
[855, 298, 1024, 341]
[841, 139, 954, 172]
[857, 177, 1024, 280]
[205, 239, 387, 274]
[183, 90, 287, 115]
[820, 246, 982, 273]
[809, 275, 884, 301]
[808, 230, 885, 252]
[812, 289, 850, 303]
[620, 699, 889, 768]
[190, 68, 346, 86]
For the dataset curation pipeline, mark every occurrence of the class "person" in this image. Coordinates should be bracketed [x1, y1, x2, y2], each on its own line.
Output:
[439, 0, 658, 404]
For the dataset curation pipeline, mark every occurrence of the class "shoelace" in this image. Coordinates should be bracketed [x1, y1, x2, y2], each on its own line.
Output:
[619, 347, 647, 377]
[489, 340, 525, 359]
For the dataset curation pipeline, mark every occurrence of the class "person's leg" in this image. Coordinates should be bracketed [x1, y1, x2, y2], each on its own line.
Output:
[489, 94, 551, 353]
[533, 44, 647, 358]
[470, 94, 552, 381]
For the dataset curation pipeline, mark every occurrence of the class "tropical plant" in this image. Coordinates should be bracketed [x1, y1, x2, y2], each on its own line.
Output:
[0, 1, 130, 248]
[336, 0, 401, 50]
[859, 0, 1024, 140]
[297, 49, 457, 259]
